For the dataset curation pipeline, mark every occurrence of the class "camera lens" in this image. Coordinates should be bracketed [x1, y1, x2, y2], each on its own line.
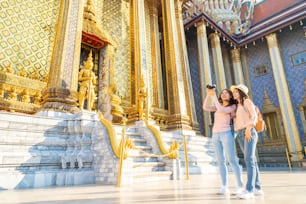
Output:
[206, 84, 216, 89]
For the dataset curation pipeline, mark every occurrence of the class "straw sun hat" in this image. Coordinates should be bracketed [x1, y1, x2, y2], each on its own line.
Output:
[230, 84, 249, 96]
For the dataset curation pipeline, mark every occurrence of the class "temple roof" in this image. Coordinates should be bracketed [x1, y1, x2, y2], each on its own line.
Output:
[183, 0, 305, 48]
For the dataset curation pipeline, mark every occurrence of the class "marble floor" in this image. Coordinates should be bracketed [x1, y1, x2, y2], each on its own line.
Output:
[1, 171, 306, 204]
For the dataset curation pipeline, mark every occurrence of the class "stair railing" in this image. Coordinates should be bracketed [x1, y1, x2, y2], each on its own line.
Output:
[285, 148, 292, 172]
[97, 111, 190, 186]
[97, 111, 120, 158]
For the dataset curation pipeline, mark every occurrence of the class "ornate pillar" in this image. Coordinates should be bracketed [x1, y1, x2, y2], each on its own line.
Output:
[298, 80, 306, 146]
[132, 0, 148, 118]
[196, 21, 213, 137]
[266, 33, 303, 161]
[231, 48, 245, 84]
[209, 32, 227, 90]
[175, 0, 198, 131]
[149, 1, 164, 109]
[41, 0, 84, 113]
[222, 47, 233, 87]
[161, 0, 190, 129]
[98, 45, 115, 121]
[108, 45, 116, 85]
[297, 106, 306, 143]
[240, 48, 252, 98]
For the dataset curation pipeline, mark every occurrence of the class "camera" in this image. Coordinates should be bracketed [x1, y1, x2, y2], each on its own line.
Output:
[206, 84, 216, 89]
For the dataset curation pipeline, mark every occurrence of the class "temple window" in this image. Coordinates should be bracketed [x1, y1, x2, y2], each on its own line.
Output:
[253, 63, 269, 77]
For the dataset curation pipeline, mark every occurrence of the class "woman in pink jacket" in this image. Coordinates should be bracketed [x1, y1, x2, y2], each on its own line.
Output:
[231, 84, 264, 199]
[203, 87, 243, 196]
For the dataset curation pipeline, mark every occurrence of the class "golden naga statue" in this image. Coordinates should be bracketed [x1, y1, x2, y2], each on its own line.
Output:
[138, 75, 147, 120]
[168, 140, 180, 159]
[78, 50, 97, 111]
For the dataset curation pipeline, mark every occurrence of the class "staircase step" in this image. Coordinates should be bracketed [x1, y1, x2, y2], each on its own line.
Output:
[130, 138, 147, 146]
[133, 161, 165, 168]
[126, 133, 143, 138]
[133, 145, 152, 151]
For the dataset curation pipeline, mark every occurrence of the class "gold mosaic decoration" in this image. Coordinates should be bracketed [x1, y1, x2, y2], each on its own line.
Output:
[97, 0, 131, 100]
[0, 0, 60, 81]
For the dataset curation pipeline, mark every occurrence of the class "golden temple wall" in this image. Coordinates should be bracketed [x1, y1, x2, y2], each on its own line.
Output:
[0, 0, 60, 81]
[98, 0, 131, 101]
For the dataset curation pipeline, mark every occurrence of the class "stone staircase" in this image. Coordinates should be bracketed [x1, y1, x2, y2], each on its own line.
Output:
[159, 130, 218, 175]
[257, 146, 289, 168]
[112, 123, 218, 184]
[115, 126, 173, 183]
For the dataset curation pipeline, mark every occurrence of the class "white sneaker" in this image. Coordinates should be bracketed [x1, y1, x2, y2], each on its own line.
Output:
[233, 187, 243, 195]
[217, 187, 230, 195]
[254, 188, 264, 196]
[237, 190, 254, 199]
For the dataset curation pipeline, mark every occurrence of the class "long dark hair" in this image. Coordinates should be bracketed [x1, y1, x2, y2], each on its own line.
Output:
[218, 89, 237, 107]
[235, 89, 249, 105]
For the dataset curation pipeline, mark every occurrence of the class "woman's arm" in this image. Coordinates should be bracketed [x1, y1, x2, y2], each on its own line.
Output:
[203, 95, 217, 112]
[211, 95, 236, 113]
[244, 99, 257, 127]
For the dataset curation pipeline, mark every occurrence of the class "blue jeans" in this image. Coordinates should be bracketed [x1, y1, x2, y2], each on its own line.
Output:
[236, 128, 262, 192]
[212, 130, 243, 188]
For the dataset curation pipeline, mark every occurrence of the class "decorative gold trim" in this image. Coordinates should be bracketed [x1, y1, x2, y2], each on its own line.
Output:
[145, 122, 168, 155]
[266, 33, 278, 48]
[209, 33, 220, 48]
[168, 140, 179, 159]
[0, 72, 46, 113]
[0, 72, 46, 90]
[230, 48, 241, 63]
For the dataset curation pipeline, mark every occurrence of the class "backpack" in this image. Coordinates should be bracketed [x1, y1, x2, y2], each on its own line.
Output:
[254, 106, 266, 133]
[243, 103, 266, 133]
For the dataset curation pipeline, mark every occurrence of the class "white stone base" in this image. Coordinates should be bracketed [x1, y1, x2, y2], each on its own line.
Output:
[0, 170, 95, 190]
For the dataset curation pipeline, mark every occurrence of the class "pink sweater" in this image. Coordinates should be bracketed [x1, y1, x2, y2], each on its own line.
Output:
[203, 95, 236, 133]
[233, 98, 257, 131]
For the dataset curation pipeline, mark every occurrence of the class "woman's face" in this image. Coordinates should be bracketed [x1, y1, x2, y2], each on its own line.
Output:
[233, 89, 240, 100]
[220, 89, 231, 101]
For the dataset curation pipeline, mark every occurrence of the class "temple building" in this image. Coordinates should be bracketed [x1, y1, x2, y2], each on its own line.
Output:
[0, 0, 305, 189]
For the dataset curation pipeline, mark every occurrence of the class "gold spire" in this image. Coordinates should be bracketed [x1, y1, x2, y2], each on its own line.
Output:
[84, 0, 97, 24]
[82, 0, 116, 47]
